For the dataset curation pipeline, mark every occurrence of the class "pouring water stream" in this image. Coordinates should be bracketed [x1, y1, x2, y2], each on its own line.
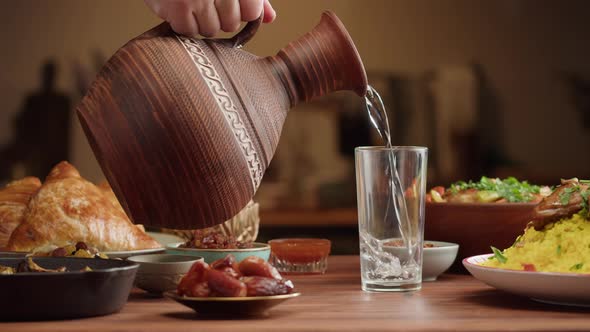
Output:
[364, 85, 417, 271]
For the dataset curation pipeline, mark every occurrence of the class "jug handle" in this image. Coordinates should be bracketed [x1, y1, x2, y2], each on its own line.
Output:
[228, 12, 263, 48]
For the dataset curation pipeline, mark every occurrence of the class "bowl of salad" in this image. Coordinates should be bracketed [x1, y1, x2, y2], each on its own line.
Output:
[424, 177, 552, 272]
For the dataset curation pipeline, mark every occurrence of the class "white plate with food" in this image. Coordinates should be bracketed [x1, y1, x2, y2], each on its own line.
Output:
[464, 254, 590, 307]
[463, 178, 590, 307]
[0, 247, 165, 259]
[0, 243, 166, 259]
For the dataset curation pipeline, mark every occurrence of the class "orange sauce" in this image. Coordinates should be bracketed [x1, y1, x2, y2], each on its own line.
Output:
[269, 238, 331, 264]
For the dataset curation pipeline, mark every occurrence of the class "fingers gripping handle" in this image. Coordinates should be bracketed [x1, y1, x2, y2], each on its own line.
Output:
[228, 10, 264, 48]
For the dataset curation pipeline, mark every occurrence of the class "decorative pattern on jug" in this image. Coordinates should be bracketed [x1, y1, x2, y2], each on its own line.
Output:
[176, 35, 263, 190]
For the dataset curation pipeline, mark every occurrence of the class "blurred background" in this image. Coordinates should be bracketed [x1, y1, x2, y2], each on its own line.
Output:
[0, 0, 589, 253]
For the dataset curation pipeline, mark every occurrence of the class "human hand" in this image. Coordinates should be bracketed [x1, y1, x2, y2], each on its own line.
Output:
[144, 0, 276, 38]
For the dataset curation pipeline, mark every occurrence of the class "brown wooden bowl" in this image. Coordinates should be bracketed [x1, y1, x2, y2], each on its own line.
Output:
[424, 201, 536, 272]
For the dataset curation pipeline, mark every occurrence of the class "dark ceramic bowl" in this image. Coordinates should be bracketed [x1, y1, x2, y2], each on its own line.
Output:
[0, 257, 138, 321]
[424, 202, 536, 272]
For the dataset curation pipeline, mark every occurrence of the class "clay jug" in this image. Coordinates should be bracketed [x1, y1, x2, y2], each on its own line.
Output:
[77, 11, 368, 229]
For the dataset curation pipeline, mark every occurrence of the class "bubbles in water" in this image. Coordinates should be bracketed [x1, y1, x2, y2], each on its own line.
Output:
[359, 231, 402, 279]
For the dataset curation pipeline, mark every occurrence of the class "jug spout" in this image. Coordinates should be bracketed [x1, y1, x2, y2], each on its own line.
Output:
[269, 11, 368, 106]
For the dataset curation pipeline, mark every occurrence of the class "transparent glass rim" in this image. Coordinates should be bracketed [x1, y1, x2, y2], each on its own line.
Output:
[355, 146, 428, 153]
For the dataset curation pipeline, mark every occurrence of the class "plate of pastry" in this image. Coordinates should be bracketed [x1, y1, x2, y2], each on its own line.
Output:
[0, 161, 163, 258]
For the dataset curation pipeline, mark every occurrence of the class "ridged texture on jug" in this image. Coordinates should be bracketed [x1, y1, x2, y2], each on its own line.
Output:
[271, 11, 368, 104]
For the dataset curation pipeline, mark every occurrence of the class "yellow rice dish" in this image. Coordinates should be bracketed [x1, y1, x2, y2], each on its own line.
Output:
[481, 213, 590, 273]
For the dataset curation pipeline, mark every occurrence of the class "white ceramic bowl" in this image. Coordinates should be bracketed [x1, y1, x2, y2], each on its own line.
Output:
[127, 254, 203, 295]
[383, 240, 459, 281]
[422, 241, 459, 281]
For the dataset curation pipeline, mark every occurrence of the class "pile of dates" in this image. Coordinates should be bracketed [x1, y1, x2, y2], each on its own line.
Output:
[177, 254, 294, 297]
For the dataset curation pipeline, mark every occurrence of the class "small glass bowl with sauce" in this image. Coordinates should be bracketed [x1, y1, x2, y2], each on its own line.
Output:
[268, 238, 331, 274]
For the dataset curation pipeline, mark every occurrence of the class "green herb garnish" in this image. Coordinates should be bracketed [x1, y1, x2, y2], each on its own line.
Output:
[556, 245, 562, 256]
[491, 246, 507, 264]
[570, 263, 584, 271]
[449, 177, 542, 203]
[512, 235, 523, 247]
[559, 186, 580, 205]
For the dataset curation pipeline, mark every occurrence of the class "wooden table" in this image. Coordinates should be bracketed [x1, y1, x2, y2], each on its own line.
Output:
[4, 256, 590, 331]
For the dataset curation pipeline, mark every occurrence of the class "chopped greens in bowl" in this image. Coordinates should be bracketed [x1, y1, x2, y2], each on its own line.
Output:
[428, 177, 551, 203]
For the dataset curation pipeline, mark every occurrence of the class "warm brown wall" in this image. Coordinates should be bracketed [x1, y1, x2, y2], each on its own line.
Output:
[0, 0, 160, 181]
[0, 0, 588, 182]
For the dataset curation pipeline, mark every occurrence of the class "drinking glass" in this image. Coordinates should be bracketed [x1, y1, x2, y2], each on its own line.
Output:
[355, 146, 428, 292]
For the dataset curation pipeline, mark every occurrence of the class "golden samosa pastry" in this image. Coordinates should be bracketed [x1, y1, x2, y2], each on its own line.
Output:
[0, 177, 41, 248]
[97, 180, 146, 232]
[97, 180, 124, 212]
[7, 162, 161, 252]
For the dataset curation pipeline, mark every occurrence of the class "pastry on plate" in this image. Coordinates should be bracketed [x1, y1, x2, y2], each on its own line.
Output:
[0, 177, 42, 248]
[6, 161, 161, 252]
[97, 180, 146, 232]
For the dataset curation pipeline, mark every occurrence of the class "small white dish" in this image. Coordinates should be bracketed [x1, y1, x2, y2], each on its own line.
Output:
[422, 241, 459, 281]
[127, 254, 203, 295]
[383, 240, 459, 281]
[464, 254, 590, 307]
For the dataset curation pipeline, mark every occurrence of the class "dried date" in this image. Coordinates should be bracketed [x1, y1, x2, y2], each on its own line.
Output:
[207, 269, 247, 297]
[178, 261, 210, 296]
[178, 274, 200, 296]
[216, 266, 241, 279]
[211, 255, 241, 278]
[189, 281, 211, 297]
[51, 247, 67, 257]
[177, 254, 294, 298]
[75, 241, 88, 251]
[242, 276, 293, 296]
[239, 256, 282, 280]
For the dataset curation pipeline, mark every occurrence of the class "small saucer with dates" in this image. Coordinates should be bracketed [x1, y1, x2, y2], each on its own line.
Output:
[165, 291, 301, 316]
[165, 253, 301, 316]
